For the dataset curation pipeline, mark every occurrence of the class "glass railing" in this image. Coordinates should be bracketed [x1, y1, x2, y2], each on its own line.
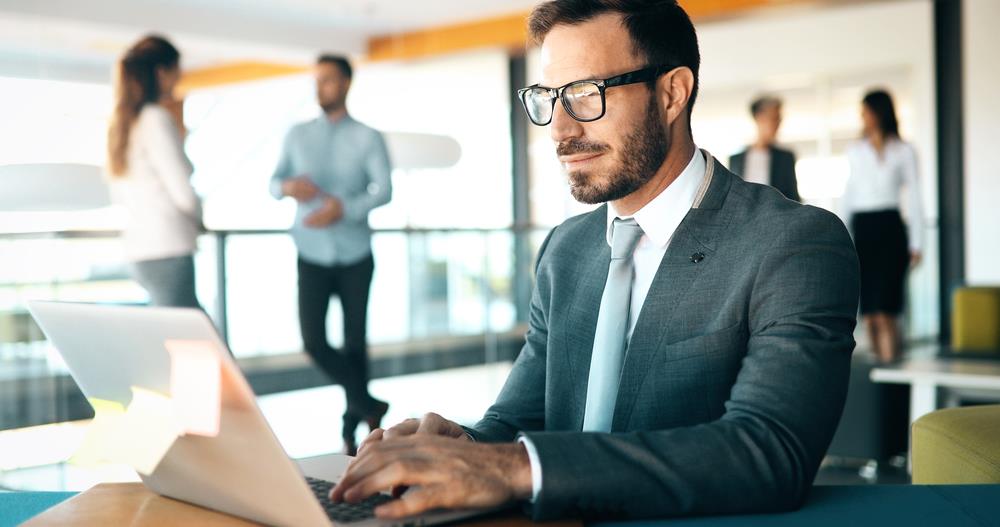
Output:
[0, 227, 550, 432]
[0, 221, 942, 432]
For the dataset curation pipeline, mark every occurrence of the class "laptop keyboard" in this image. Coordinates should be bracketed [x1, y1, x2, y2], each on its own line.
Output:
[307, 476, 394, 524]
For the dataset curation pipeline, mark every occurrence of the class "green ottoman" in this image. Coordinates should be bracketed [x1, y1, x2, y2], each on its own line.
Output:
[912, 405, 1000, 484]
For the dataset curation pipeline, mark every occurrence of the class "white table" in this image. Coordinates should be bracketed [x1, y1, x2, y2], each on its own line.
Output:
[870, 356, 1000, 425]
[870, 355, 1000, 472]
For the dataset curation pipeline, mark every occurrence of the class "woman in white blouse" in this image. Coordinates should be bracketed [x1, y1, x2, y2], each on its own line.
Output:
[106, 35, 202, 308]
[841, 89, 923, 363]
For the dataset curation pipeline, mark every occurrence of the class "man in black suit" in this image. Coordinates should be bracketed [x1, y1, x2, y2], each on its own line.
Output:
[729, 96, 801, 202]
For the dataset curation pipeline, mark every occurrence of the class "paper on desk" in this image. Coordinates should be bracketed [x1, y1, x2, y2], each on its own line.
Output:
[70, 398, 126, 466]
[115, 386, 183, 475]
[165, 339, 221, 437]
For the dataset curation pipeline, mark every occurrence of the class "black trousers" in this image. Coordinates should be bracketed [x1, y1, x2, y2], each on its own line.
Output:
[297, 254, 375, 415]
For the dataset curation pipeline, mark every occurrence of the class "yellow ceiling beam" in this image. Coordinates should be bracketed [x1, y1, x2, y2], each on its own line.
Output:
[170, 0, 820, 92]
[176, 61, 309, 96]
[367, 11, 530, 62]
[365, 0, 819, 62]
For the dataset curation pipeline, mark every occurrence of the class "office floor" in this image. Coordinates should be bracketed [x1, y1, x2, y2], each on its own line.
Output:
[0, 355, 911, 492]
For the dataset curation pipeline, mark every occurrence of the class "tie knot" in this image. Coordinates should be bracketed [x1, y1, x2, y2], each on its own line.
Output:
[610, 218, 644, 260]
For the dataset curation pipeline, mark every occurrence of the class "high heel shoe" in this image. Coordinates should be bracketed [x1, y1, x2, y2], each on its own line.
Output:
[342, 412, 361, 456]
[364, 399, 390, 431]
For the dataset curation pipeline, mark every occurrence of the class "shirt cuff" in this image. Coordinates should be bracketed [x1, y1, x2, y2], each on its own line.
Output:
[517, 436, 542, 503]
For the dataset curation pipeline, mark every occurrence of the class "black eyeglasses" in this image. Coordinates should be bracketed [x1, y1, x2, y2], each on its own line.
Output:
[517, 64, 679, 126]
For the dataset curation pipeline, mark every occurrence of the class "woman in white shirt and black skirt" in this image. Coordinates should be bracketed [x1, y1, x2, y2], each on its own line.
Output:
[106, 35, 203, 308]
[842, 89, 923, 363]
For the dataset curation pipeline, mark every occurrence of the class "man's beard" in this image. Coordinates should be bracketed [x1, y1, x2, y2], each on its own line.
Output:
[560, 97, 669, 205]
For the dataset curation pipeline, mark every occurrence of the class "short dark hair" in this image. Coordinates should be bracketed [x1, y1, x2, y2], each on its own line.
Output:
[750, 95, 781, 117]
[862, 89, 900, 139]
[528, 0, 700, 115]
[317, 54, 352, 80]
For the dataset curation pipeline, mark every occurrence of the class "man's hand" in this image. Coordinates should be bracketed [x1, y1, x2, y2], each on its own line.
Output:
[281, 176, 319, 202]
[910, 250, 923, 269]
[329, 435, 532, 519]
[304, 196, 344, 227]
[357, 412, 469, 456]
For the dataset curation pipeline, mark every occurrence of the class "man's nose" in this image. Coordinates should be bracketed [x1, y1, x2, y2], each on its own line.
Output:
[550, 100, 584, 144]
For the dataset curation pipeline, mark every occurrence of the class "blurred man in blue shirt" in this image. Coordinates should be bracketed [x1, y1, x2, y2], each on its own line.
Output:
[270, 54, 391, 455]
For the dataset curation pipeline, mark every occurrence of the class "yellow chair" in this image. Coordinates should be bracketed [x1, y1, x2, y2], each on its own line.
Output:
[951, 287, 1000, 353]
[911, 405, 1000, 484]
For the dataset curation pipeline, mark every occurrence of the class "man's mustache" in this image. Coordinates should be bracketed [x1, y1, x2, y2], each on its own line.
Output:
[556, 139, 610, 157]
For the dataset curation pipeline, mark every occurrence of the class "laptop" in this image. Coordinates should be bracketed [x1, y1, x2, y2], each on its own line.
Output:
[27, 300, 498, 527]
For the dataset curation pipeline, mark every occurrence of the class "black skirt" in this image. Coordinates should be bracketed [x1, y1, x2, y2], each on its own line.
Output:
[851, 209, 909, 315]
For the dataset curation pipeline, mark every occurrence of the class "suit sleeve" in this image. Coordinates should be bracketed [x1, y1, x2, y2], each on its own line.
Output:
[521, 208, 859, 521]
[467, 227, 557, 443]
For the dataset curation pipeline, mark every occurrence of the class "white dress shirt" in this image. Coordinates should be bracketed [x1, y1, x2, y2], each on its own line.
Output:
[519, 148, 708, 501]
[108, 104, 202, 262]
[840, 138, 925, 252]
[742, 147, 771, 186]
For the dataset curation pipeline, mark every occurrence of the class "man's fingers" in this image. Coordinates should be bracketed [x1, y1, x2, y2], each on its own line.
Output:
[356, 428, 384, 456]
[341, 458, 431, 504]
[331, 440, 443, 501]
[383, 418, 420, 439]
[415, 413, 446, 435]
[331, 444, 411, 500]
[375, 486, 447, 519]
[330, 452, 387, 501]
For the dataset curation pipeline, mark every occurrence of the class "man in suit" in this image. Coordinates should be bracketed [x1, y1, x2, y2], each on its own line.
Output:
[330, 0, 858, 521]
[729, 96, 801, 201]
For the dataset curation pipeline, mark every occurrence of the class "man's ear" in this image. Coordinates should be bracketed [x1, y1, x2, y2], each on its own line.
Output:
[656, 67, 694, 126]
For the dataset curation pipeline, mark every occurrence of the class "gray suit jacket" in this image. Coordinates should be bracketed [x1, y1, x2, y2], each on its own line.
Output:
[468, 152, 859, 521]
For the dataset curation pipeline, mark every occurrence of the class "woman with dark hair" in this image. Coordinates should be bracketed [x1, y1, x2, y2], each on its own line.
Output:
[841, 89, 924, 363]
[107, 35, 202, 308]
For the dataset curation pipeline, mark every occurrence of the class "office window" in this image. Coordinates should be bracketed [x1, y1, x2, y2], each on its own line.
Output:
[183, 49, 517, 357]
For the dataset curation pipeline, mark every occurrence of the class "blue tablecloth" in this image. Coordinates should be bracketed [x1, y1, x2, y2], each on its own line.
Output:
[600, 485, 1000, 527]
[0, 491, 77, 527]
[2, 485, 999, 526]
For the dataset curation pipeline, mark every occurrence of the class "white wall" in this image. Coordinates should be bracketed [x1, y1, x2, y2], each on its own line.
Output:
[963, 0, 1000, 284]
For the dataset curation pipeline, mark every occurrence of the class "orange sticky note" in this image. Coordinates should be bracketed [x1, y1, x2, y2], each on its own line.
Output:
[165, 339, 221, 437]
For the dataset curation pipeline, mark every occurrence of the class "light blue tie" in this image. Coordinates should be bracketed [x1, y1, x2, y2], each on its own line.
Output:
[582, 217, 645, 432]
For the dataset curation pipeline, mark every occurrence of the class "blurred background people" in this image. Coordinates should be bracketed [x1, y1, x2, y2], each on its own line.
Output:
[728, 95, 800, 202]
[270, 54, 391, 455]
[106, 35, 203, 308]
[842, 89, 924, 364]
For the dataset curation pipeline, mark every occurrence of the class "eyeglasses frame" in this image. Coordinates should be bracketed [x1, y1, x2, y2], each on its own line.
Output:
[516, 63, 680, 126]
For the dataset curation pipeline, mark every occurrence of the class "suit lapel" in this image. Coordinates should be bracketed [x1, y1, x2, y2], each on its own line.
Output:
[611, 152, 736, 430]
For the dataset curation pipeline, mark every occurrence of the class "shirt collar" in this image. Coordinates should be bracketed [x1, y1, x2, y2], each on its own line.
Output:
[606, 148, 707, 248]
[318, 112, 352, 127]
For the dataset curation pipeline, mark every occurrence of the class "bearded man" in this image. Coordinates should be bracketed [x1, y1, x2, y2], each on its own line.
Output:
[330, 0, 860, 521]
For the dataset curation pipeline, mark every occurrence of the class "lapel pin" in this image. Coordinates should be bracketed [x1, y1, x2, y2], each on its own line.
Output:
[690, 252, 705, 263]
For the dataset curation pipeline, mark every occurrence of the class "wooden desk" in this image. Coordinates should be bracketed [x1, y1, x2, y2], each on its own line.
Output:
[22, 483, 579, 527]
